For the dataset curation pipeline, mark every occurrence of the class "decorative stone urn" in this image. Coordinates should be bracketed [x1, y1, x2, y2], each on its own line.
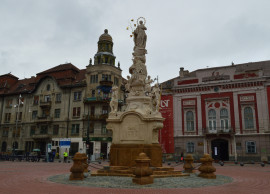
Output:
[183, 154, 195, 173]
[198, 154, 216, 179]
[69, 152, 84, 180]
[132, 153, 153, 185]
[81, 153, 89, 177]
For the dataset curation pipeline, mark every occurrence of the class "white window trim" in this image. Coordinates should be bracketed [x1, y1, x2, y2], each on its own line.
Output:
[241, 105, 256, 130]
[245, 141, 256, 153]
[184, 109, 196, 132]
[205, 101, 231, 133]
[186, 142, 195, 153]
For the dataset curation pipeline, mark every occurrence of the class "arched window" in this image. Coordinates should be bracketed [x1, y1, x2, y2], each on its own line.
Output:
[1, 142, 7, 152]
[208, 109, 216, 131]
[187, 142, 195, 153]
[244, 107, 254, 129]
[46, 84, 50, 91]
[186, 111, 194, 131]
[220, 108, 229, 130]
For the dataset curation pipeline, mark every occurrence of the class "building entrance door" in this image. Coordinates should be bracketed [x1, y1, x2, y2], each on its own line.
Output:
[101, 142, 107, 159]
[211, 139, 229, 161]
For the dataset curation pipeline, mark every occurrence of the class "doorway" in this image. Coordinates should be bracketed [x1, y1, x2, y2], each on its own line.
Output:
[101, 142, 108, 159]
[1, 142, 7, 152]
[211, 139, 229, 161]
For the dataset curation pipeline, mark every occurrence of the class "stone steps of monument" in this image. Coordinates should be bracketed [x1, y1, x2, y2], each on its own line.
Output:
[91, 171, 134, 177]
[154, 167, 175, 171]
[153, 170, 182, 175]
[151, 173, 189, 178]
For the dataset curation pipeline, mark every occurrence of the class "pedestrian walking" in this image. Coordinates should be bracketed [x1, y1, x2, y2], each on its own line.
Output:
[63, 150, 68, 163]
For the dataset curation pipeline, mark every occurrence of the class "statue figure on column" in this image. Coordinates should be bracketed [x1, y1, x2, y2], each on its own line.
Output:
[145, 75, 154, 94]
[152, 84, 161, 112]
[110, 86, 119, 113]
[133, 19, 147, 49]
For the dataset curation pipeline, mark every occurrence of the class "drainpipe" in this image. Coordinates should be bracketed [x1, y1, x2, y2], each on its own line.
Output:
[0, 96, 4, 130]
[233, 134, 237, 161]
[67, 88, 71, 138]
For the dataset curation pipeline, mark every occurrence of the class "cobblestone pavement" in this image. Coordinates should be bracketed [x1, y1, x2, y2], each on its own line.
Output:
[0, 160, 270, 194]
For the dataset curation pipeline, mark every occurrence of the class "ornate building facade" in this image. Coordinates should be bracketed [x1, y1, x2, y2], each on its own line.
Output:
[0, 29, 124, 159]
[161, 60, 270, 161]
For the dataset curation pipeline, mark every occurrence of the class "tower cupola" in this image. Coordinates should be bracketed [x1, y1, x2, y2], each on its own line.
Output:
[94, 29, 116, 66]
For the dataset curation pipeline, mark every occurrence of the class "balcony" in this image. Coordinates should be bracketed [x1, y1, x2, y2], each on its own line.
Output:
[84, 97, 112, 104]
[83, 114, 108, 121]
[83, 131, 112, 141]
[32, 134, 52, 140]
[39, 100, 51, 108]
[99, 80, 113, 87]
[36, 116, 53, 124]
[203, 128, 235, 137]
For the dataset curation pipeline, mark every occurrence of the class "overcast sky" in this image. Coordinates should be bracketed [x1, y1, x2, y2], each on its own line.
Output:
[1, 0, 270, 82]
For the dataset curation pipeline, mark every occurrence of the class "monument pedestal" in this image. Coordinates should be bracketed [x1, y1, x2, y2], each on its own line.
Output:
[110, 143, 162, 167]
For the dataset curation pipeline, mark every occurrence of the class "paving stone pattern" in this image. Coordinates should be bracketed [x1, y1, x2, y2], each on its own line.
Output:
[1, 161, 270, 194]
[48, 173, 233, 189]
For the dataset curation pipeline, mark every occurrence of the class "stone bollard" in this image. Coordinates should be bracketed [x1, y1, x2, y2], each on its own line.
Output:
[132, 153, 153, 185]
[81, 153, 89, 177]
[198, 154, 216, 179]
[69, 152, 84, 180]
[183, 154, 195, 173]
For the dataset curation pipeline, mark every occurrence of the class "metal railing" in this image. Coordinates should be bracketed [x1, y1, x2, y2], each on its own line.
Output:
[202, 127, 234, 135]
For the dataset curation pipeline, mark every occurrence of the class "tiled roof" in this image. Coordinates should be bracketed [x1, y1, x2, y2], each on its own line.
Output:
[37, 63, 80, 75]
[0, 63, 86, 96]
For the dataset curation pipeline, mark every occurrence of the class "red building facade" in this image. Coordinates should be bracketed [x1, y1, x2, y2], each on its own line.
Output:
[162, 61, 270, 162]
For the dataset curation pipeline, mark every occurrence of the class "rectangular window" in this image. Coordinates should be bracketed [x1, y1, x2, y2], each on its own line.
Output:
[32, 111, 38, 120]
[90, 75, 94, 83]
[2, 127, 9, 137]
[56, 93, 61, 102]
[30, 126, 36, 136]
[40, 125, 48, 134]
[44, 95, 51, 102]
[74, 91, 82, 101]
[102, 106, 108, 114]
[92, 90, 95, 97]
[72, 107, 81, 117]
[13, 127, 20, 137]
[187, 142, 195, 153]
[54, 109, 60, 118]
[91, 106, 95, 116]
[221, 119, 229, 130]
[33, 96, 39, 105]
[6, 99, 13, 108]
[89, 123, 94, 133]
[90, 75, 98, 83]
[71, 124, 80, 134]
[246, 141, 256, 153]
[114, 77, 119, 86]
[53, 125, 59, 135]
[101, 123, 107, 134]
[4, 113, 11, 123]
[16, 112, 22, 121]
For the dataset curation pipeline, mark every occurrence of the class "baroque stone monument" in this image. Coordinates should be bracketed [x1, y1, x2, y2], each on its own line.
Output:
[107, 17, 164, 168]
[92, 18, 188, 178]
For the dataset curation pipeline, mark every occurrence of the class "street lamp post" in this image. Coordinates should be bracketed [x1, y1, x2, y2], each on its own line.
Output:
[13, 94, 23, 154]
[86, 108, 90, 162]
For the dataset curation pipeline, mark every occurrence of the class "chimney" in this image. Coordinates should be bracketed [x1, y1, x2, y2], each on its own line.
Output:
[180, 67, 184, 77]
